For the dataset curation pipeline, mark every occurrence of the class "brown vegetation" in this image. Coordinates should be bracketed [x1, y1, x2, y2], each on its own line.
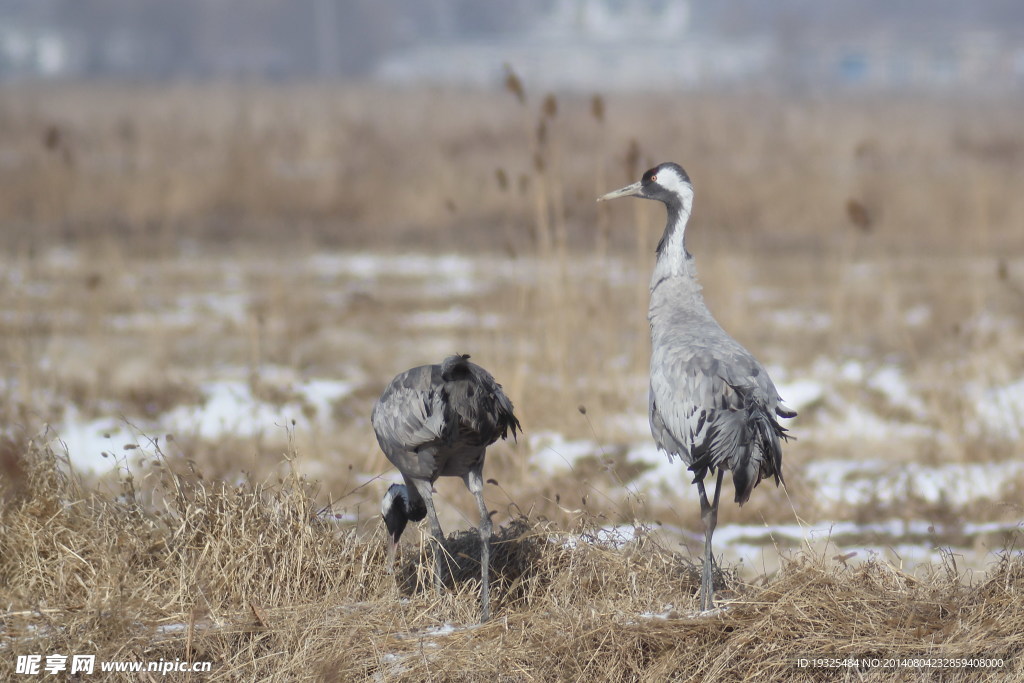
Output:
[2, 442, 1022, 681]
[1, 83, 1023, 679]
[2, 85, 1023, 255]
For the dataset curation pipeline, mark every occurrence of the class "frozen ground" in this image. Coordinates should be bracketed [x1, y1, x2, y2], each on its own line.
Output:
[6, 249, 1023, 576]
[47, 369, 355, 474]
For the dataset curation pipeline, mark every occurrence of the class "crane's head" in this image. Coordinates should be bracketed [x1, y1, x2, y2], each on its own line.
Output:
[597, 162, 693, 213]
[381, 483, 411, 552]
[381, 483, 427, 565]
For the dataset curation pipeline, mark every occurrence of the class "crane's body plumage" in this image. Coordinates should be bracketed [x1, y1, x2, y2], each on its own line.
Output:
[373, 358, 518, 480]
[599, 162, 794, 611]
[648, 270, 792, 504]
[373, 354, 520, 622]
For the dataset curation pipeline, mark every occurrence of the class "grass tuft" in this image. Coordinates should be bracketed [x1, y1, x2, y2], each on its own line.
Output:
[2, 439, 1022, 680]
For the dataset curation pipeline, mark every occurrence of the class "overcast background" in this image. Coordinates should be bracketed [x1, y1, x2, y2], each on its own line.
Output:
[2, 0, 1023, 91]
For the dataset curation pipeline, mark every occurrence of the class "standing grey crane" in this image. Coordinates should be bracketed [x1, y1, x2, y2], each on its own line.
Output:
[373, 354, 520, 622]
[599, 162, 795, 611]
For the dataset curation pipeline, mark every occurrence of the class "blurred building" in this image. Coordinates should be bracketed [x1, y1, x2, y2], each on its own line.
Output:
[0, 0, 1021, 91]
[374, 0, 773, 90]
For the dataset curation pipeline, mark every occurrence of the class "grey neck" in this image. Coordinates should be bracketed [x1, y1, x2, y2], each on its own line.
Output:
[651, 203, 698, 290]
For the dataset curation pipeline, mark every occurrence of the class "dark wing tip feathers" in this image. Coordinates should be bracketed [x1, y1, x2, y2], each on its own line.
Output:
[504, 403, 522, 442]
[683, 380, 789, 505]
[438, 355, 521, 445]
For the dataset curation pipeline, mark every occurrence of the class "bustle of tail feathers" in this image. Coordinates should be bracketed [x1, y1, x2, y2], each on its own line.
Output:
[731, 410, 787, 504]
[440, 354, 522, 444]
[688, 402, 791, 505]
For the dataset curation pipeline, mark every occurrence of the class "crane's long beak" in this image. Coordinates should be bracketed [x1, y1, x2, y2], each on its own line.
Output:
[597, 181, 644, 202]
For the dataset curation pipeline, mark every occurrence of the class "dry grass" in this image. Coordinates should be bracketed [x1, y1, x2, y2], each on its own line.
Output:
[2, 440, 1022, 681]
[2, 84, 1022, 255]
[1, 82, 1023, 678]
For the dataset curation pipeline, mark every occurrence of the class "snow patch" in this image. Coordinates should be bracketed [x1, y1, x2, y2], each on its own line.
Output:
[529, 431, 603, 472]
[810, 403, 936, 443]
[47, 411, 142, 474]
[970, 378, 1024, 441]
[868, 365, 927, 416]
[405, 306, 501, 329]
[773, 378, 825, 412]
[50, 376, 355, 473]
[802, 458, 1024, 507]
[627, 443, 680, 490]
[765, 308, 831, 332]
[561, 524, 642, 549]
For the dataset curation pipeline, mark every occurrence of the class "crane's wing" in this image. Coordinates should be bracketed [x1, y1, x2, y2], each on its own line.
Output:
[443, 357, 522, 445]
[649, 346, 790, 504]
[371, 365, 455, 479]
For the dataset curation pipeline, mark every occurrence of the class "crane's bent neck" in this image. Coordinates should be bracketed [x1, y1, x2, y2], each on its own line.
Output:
[651, 201, 698, 290]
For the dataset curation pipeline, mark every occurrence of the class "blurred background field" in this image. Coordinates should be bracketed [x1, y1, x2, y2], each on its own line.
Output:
[2, 1, 1024, 679]
[3, 82, 1023, 573]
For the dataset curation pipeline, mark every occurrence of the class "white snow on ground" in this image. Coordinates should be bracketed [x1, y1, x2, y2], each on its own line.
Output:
[764, 308, 832, 332]
[712, 519, 1023, 570]
[529, 431, 603, 472]
[638, 605, 676, 620]
[534, 359, 1023, 505]
[23, 249, 1023, 574]
[605, 413, 652, 439]
[561, 524, 643, 549]
[301, 379, 356, 421]
[867, 365, 928, 416]
[109, 307, 202, 332]
[711, 519, 1022, 547]
[968, 378, 1024, 441]
[769, 359, 945, 444]
[309, 252, 478, 282]
[904, 304, 931, 327]
[306, 251, 643, 296]
[767, 358, 1023, 452]
[374, 621, 478, 681]
[108, 291, 252, 331]
[308, 252, 521, 299]
[524, 353, 1024, 572]
[803, 458, 1024, 507]
[810, 402, 938, 443]
[405, 306, 502, 330]
[162, 381, 288, 439]
[310, 253, 419, 280]
[772, 359, 929, 422]
[182, 292, 251, 326]
[49, 376, 355, 473]
[772, 377, 825, 412]
[421, 624, 458, 637]
[964, 309, 1017, 336]
[48, 410, 140, 474]
[162, 378, 353, 440]
[627, 442, 680, 490]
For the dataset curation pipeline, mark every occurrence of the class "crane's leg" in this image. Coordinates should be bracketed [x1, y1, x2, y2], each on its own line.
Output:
[695, 468, 725, 611]
[464, 467, 492, 622]
[410, 478, 446, 595]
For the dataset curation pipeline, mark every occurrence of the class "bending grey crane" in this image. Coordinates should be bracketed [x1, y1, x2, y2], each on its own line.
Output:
[373, 354, 521, 622]
[599, 162, 795, 611]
